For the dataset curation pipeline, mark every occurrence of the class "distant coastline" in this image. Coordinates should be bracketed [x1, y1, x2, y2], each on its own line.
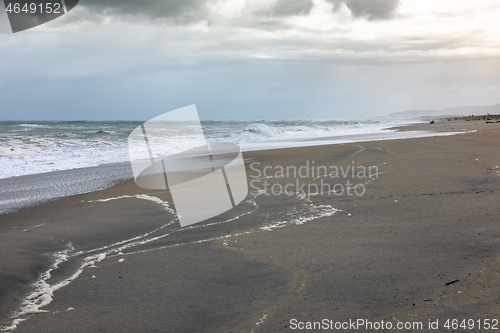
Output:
[383, 102, 500, 119]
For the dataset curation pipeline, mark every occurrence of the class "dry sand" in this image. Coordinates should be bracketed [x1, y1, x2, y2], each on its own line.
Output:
[1, 119, 499, 332]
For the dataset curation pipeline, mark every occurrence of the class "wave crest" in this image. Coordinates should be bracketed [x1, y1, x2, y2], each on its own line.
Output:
[226, 123, 285, 143]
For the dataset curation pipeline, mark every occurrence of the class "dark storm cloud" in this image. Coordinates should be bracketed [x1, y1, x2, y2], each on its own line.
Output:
[79, 0, 314, 22]
[80, 0, 214, 22]
[326, 0, 400, 20]
[75, 0, 398, 24]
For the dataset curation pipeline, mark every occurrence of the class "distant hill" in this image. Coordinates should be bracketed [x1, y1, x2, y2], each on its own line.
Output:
[385, 103, 500, 119]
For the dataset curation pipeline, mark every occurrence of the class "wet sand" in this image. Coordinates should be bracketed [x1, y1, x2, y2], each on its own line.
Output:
[1, 119, 499, 332]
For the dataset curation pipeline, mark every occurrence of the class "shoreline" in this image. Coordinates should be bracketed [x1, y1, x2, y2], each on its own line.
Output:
[0, 162, 133, 215]
[1, 118, 499, 332]
[0, 119, 460, 216]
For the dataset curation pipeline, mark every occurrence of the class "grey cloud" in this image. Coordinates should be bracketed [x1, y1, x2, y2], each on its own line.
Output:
[270, 0, 314, 17]
[326, 0, 400, 20]
[80, 0, 215, 23]
[80, 0, 314, 23]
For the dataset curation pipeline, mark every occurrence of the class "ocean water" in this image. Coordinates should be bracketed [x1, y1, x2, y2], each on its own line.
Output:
[0, 119, 417, 180]
[0, 119, 430, 213]
[0, 121, 137, 179]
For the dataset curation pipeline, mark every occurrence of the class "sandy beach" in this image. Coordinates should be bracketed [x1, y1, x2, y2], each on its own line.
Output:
[1, 119, 499, 332]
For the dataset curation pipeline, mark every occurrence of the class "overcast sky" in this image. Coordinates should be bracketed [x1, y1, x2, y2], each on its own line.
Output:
[1, 0, 499, 120]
